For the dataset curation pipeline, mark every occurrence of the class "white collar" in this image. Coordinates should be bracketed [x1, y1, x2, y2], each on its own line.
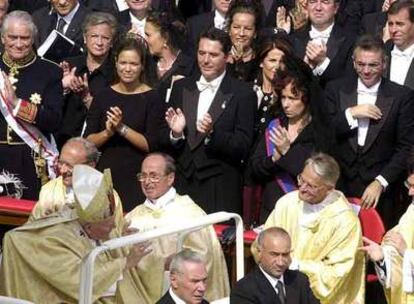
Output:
[393, 42, 414, 56]
[169, 288, 186, 304]
[259, 265, 284, 287]
[357, 78, 381, 93]
[60, 2, 80, 25]
[214, 9, 226, 29]
[302, 190, 339, 214]
[129, 12, 146, 26]
[198, 70, 226, 87]
[310, 23, 334, 37]
[143, 187, 176, 210]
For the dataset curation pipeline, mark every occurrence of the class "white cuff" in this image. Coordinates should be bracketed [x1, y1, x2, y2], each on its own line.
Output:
[313, 57, 330, 76]
[12, 99, 22, 117]
[376, 175, 389, 190]
[169, 130, 185, 144]
[375, 246, 391, 287]
[403, 249, 414, 292]
[345, 108, 358, 129]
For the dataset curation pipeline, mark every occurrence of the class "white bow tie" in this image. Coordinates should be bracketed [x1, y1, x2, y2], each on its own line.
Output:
[309, 30, 330, 40]
[391, 49, 412, 59]
[357, 89, 377, 96]
[196, 79, 217, 92]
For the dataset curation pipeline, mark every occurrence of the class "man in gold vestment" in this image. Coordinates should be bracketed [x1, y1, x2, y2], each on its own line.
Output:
[118, 153, 229, 303]
[255, 153, 365, 304]
[0, 165, 149, 303]
[361, 158, 414, 304]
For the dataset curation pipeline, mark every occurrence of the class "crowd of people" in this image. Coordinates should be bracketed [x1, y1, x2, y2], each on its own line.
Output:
[0, 0, 414, 303]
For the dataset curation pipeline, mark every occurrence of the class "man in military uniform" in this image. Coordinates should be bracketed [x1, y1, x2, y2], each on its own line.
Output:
[0, 10, 63, 200]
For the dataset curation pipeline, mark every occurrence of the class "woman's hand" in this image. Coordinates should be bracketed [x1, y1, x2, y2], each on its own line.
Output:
[270, 125, 290, 161]
[106, 106, 123, 130]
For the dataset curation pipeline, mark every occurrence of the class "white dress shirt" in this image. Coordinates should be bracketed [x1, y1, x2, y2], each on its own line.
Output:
[309, 23, 334, 76]
[169, 288, 186, 304]
[196, 71, 226, 123]
[259, 265, 286, 295]
[214, 10, 226, 30]
[390, 43, 414, 85]
[57, 2, 80, 34]
[130, 13, 146, 37]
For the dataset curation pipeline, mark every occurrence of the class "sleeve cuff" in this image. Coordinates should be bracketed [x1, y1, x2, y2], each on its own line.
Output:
[345, 108, 358, 129]
[403, 249, 414, 292]
[15, 99, 37, 123]
[313, 57, 330, 76]
[376, 175, 389, 190]
[169, 130, 185, 144]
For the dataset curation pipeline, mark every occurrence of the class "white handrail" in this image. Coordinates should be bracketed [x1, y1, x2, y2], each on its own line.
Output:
[79, 212, 244, 304]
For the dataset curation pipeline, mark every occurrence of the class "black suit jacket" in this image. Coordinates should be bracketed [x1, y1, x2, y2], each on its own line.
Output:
[325, 76, 414, 187]
[360, 11, 387, 38]
[185, 12, 214, 54]
[290, 23, 355, 87]
[385, 41, 414, 90]
[33, 4, 89, 52]
[230, 266, 320, 304]
[156, 290, 209, 304]
[164, 73, 256, 213]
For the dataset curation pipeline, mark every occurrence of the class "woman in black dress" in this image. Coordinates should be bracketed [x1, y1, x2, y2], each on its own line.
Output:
[252, 56, 332, 223]
[85, 37, 165, 211]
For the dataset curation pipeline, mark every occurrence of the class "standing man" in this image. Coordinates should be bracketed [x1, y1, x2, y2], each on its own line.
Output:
[186, 0, 231, 53]
[256, 153, 365, 304]
[32, 0, 88, 61]
[0, 11, 63, 200]
[157, 249, 210, 304]
[361, 154, 414, 304]
[165, 28, 256, 215]
[289, 0, 355, 87]
[325, 34, 414, 228]
[119, 153, 229, 303]
[232, 227, 319, 304]
[385, 0, 414, 89]
[118, 0, 152, 37]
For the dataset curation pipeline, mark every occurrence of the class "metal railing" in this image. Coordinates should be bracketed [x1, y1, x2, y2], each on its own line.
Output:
[79, 212, 244, 304]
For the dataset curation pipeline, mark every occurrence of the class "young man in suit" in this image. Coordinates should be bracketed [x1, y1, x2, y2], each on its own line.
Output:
[231, 227, 319, 304]
[289, 0, 355, 87]
[157, 249, 210, 304]
[164, 27, 256, 215]
[385, 0, 414, 89]
[325, 34, 414, 228]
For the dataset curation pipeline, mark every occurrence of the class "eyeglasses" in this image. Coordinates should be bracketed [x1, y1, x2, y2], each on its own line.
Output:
[137, 173, 167, 183]
[354, 61, 383, 71]
[297, 174, 325, 193]
[404, 180, 414, 190]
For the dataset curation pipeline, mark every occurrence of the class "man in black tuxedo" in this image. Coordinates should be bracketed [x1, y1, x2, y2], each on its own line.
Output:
[325, 35, 414, 228]
[385, 0, 414, 89]
[289, 0, 355, 87]
[186, 0, 230, 53]
[164, 28, 256, 215]
[157, 249, 209, 304]
[118, 0, 152, 37]
[32, 0, 88, 61]
[231, 227, 319, 304]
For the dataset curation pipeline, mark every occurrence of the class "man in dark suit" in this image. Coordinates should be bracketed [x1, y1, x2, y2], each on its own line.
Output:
[289, 0, 355, 87]
[32, 0, 88, 61]
[118, 0, 152, 37]
[186, 0, 230, 53]
[231, 227, 319, 304]
[325, 35, 414, 228]
[385, 0, 414, 89]
[164, 27, 256, 215]
[157, 249, 209, 304]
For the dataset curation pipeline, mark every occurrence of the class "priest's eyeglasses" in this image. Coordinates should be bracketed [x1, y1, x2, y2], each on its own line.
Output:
[297, 174, 324, 193]
[137, 173, 166, 183]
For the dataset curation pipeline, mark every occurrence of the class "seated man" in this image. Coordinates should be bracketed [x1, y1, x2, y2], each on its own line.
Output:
[232, 227, 319, 304]
[31, 137, 100, 220]
[254, 153, 365, 304]
[118, 153, 229, 303]
[361, 156, 414, 304]
[157, 249, 210, 304]
[0, 165, 149, 303]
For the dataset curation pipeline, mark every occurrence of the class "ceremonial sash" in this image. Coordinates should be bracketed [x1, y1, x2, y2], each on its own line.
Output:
[0, 71, 58, 179]
[265, 118, 297, 193]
